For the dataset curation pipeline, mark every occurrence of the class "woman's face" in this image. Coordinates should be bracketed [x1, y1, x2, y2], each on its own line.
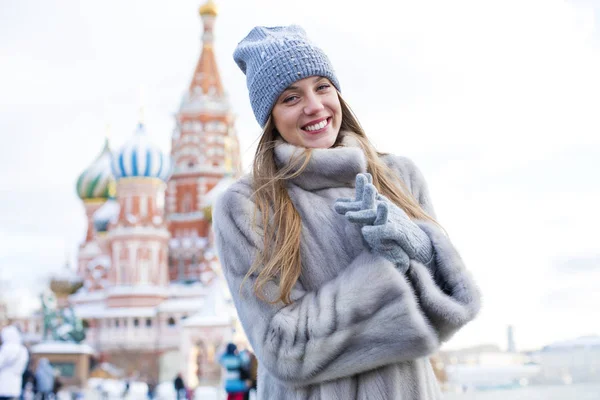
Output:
[271, 76, 342, 149]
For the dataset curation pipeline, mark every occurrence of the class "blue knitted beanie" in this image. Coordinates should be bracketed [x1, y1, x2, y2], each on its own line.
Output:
[233, 25, 341, 127]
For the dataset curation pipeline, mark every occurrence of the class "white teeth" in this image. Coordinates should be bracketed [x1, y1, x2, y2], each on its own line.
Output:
[304, 120, 328, 131]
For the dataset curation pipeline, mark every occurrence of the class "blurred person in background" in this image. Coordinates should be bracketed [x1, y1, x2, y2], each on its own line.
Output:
[0, 325, 29, 400]
[173, 373, 186, 400]
[213, 25, 481, 400]
[34, 358, 54, 400]
[20, 359, 37, 400]
[50, 374, 62, 399]
[146, 377, 156, 400]
[239, 349, 257, 400]
[219, 343, 249, 400]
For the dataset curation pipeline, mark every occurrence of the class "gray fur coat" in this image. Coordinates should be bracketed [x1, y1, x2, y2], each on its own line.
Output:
[213, 135, 481, 400]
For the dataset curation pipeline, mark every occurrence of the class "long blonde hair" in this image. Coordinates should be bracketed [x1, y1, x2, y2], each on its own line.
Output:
[247, 93, 436, 304]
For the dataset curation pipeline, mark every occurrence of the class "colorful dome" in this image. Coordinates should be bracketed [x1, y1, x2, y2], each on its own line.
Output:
[111, 123, 172, 181]
[76, 139, 116, 201]
[199, 0, 218, 16]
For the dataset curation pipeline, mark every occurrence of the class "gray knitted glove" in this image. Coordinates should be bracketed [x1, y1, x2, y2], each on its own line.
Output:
[335, 174, 434, 268]
[355, 200, 434, 266]
[361, 203, 411, 272]
[333, 173, 375, 215]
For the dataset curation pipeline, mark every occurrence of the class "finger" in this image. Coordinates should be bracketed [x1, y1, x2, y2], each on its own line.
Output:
[362, 184, 377, 210]
[346, 209, 378, 225]
[374, 202, 389, 226]
[355, 174, 368, 201]
[334, 201, 363, 214]
[364, 172, 373, 184]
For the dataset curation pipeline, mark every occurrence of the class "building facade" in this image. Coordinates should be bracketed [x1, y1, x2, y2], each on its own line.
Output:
[18, 1, 245, 386]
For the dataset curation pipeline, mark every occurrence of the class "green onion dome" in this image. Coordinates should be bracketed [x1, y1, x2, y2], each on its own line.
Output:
[76, 139, 116, 201]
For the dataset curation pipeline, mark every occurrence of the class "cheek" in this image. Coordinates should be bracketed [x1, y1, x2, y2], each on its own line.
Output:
[274, 111, 299, 136]
[326, 97, 342, 118]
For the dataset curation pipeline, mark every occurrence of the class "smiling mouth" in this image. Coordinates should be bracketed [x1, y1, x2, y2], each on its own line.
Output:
[302, 117, 331, 133]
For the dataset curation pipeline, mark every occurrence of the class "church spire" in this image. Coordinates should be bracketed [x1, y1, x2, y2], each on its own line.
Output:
[188, 0, 223, 97]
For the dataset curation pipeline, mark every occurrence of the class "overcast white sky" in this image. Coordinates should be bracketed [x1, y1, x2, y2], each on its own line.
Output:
[1, 0, 599, 352]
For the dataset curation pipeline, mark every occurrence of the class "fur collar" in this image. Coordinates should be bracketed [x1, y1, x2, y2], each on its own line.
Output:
[273, 133, 368, 190]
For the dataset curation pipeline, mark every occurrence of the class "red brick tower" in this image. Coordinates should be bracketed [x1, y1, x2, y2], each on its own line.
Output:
[107, 122, 172, 307]
[166, 0, 241, 283]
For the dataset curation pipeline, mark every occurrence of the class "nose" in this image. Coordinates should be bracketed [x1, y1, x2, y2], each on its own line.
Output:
[303, 92, 325, 115]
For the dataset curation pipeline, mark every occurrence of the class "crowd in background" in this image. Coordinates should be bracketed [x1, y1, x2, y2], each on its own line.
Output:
[1, 324, 258, 400]
[0, 324, 62, 400]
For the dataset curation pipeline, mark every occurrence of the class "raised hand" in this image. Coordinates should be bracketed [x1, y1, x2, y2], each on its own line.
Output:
[360, 201, 433, 266]
[334, 173, 373, 215]
[335, 173, 435, 267]
[361, 203, 411, 272]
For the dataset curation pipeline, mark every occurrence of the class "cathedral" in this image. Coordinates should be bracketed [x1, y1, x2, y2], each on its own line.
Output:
[51, 0, 242, 385]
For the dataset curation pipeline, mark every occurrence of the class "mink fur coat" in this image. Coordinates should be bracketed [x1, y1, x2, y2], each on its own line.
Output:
[212, 135, 481, 400]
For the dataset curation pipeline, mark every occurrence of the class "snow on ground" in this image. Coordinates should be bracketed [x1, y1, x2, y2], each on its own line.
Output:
[84, 379, 225, 400]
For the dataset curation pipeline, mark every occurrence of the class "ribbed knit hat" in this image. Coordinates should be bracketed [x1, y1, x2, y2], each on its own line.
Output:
[233, 25, 341, 127]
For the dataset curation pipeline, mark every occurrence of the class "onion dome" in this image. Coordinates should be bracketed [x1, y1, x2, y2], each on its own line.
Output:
[50, 259, 84, 298]
[199, 0, 218, 16]
[111, 123, 172, 181]
[76, 139, 116, 201]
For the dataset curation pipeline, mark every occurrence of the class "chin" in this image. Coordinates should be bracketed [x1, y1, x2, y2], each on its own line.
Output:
[305, 136, 336, 149]
[302, 130, 339, 149]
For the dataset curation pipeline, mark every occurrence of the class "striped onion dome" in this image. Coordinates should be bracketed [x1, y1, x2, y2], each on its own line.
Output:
[76, 139, 116, 201]
[111, 123, 171, 181]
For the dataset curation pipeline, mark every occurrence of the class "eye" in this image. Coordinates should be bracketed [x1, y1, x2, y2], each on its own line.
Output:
[317, 83, 331, 91]
[282, 94, 299, 104]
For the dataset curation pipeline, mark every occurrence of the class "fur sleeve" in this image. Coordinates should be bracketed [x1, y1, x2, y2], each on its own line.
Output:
[384, 155, 481, 342]
[409, 221, 481, 342]
[213, 183, 440, 386]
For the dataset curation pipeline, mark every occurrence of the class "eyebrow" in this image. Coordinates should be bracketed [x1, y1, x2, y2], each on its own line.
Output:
[284, 77, 326, 92]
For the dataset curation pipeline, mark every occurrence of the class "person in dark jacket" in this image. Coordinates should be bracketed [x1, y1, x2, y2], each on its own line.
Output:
[20, 361, 37, 400]
[239, 349, 257, 400]
[173, 373, 186, 400]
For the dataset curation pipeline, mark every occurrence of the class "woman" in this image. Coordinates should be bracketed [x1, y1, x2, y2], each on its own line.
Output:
[213, 25, 481, 400]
